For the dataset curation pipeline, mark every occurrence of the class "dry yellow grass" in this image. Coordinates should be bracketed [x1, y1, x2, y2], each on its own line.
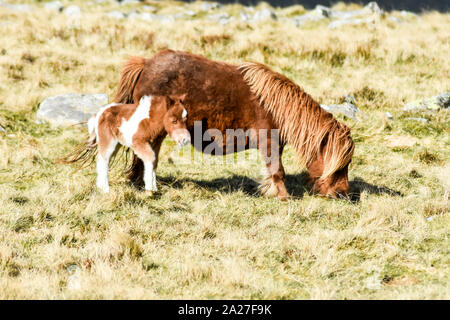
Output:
[0, 1, 449, 299]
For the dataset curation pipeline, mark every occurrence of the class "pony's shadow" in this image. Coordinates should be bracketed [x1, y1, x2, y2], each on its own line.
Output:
[158, 173, 402, 202]
[158, 172, 311, 198]
[348, 177, 403, 202]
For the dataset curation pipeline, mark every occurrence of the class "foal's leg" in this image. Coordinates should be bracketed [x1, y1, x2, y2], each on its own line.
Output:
[96, 133, 118, 193]
[132, 141, 157, 193]
[258, 133, 289, 201]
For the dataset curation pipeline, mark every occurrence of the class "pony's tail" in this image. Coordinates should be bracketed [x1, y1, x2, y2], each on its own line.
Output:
[60, 117, 98, 168]
[113, 56, 146, 185]
[113, 56, 145, 104]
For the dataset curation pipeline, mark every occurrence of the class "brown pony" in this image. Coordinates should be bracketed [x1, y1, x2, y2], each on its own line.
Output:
[114, 50, 354, 199]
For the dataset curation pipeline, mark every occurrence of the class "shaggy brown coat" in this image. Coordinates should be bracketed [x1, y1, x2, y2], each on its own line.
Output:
[114, 50, 354, 199]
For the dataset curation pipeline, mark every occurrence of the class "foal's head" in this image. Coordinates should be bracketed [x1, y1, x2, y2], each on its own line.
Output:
[162, 95, 191, 147]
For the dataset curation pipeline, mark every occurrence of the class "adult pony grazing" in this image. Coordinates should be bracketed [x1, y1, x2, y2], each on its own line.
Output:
[114, 50, 354, 200]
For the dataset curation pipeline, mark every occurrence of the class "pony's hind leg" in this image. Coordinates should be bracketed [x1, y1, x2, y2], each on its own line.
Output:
[132, 141, 157, 194]
[96, 132, 118, 193]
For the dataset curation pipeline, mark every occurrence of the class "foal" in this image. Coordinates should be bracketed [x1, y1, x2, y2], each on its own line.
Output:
[86, 95, 190, 193]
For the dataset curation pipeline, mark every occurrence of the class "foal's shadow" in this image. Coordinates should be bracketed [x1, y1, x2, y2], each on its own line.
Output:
[158, 173, 402, 202]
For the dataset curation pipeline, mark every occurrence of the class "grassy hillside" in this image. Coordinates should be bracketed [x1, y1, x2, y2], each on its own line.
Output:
[0, 1, 448, 299]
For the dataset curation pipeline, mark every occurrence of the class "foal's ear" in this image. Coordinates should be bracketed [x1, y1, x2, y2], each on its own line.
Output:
[167, 93, 187, 106]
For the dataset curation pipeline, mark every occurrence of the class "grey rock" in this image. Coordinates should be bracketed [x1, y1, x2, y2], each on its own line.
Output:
[107, 10, 126, 19]
[240, 11, 252, 22]
[183, 10, 196, 17]
[320, 95, 363, 120]
[131, 12, 175, 23]
[158, 14, 175, 23]
[389, 16, 403, 23]
[292, 6, 331, 27]
[366, 1, 383, 15]
[0, 1, 31, 12]
[295, 1, 384, 28]
[252, 8, 277, 21]
[37, 93, 109, 126]
[206, 12, 230, 24]
[385, 112, 393, 119]
[400, 10, 418, 18]
[126, 10, 140, 19]
[142, 5, 157, 12]
[63, 5, 81, 17]
[200, 2, 221, 12]
[329, 17, 374, 29]
[403, 92, 450, 111]
[314, 5, 333, 18]
[44, 1, 63, 12]
[120, 0, 140, 5]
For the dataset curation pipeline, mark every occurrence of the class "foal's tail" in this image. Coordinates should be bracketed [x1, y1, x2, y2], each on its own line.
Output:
[61, 117, 98, 168]
[114, 56, 146, 104]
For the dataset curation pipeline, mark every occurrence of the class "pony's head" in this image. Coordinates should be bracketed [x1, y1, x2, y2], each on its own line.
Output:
[307, 127, 354, 199]
[162, 94, 191, 147]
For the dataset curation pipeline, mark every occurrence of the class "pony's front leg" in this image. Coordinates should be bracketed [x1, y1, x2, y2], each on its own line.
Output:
[133, 141, 157, 194]
[258, 133, 289, 201]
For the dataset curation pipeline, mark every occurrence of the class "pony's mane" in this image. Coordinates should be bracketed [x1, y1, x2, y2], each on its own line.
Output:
[238, 62, 354, 179]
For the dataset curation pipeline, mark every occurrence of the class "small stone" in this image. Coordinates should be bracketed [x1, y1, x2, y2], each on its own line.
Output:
[0, 125, 6, 133]
[406, 117, 429, 123]
[207, 12, 229, 22]
[107, 10, 126, 19]
[320, 95, 363, 120]
[0, 1, 31, 12]
[240, 11, 252, 22]
[426, 216, 435, 222]
[200, 2, 221, 12]
[385, 112, 393, 119]
[366, 2, 384, 15]
[63, 5, 81, 17]
[142, 5, 157, 12]
[365, 273, 382, 290]
[184, 10, 196, 16]
[329, 17, 374, 29]
[120, 0, 140, 5]
[66, 264, 81, 290]
[314, 5, 333, 18]
[252, 8, 277, 21]
[44, 1, 63, 12]
[389, 16, 403, 23]
[400, 10, 418, 18]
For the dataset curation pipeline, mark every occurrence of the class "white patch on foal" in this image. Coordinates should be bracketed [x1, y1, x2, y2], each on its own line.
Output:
[94, 102, 119, 137]
[182, 108, 187, 119]
[119, 95, 152, 147]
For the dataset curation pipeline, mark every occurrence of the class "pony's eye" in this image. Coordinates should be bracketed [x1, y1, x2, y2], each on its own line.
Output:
[172, 120, 177, 124]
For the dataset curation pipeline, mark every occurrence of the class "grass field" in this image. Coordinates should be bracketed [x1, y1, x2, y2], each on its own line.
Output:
[0, 1, 449, 299]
